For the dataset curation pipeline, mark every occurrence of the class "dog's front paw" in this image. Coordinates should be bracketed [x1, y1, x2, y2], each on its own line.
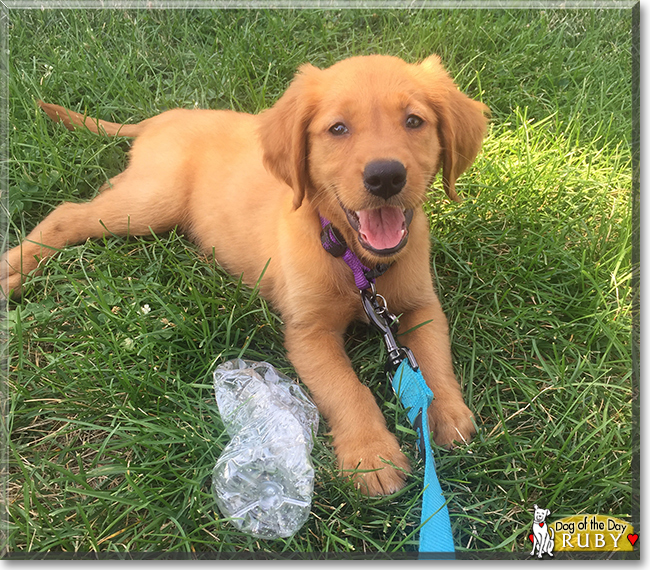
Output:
[428, 398, 476, 448]
[334, 432, 410, 496]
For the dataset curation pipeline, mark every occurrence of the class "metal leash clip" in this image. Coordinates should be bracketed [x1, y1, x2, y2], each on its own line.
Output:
[359, 283, 420, 373]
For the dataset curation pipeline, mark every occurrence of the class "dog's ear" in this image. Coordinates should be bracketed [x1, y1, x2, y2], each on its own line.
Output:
[258, 64, 322, 210]
[416, 55, 490, 202]
[534, 504, 539, 510]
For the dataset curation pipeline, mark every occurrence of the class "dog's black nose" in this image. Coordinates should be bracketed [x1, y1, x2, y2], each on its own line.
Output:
[363, 160, 407, 200]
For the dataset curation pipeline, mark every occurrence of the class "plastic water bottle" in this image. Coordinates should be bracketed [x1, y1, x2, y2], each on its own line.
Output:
[211, 359, 319, 539]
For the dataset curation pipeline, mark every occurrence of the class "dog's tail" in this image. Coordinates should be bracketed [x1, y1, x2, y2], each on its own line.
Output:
[38, 101, 143, 138]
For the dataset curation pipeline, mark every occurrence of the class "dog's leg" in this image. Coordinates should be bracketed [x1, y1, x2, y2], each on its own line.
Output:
[284, 321, 410, 496]
[547, 534, 554, 556]
[1, 173, 184, 297]
[398, 299, 475, 447]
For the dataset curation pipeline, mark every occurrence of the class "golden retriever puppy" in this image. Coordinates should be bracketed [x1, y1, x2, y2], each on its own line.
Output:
[2, 54, 488, 496]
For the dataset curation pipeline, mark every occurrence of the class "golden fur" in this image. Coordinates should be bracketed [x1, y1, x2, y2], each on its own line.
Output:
[1, 54, 489, 495]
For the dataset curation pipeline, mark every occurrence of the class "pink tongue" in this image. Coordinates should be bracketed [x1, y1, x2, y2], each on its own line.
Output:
[357, 207, 405, 250]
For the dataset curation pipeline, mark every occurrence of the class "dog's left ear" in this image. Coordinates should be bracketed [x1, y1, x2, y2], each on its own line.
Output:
[415, 55, 490, 202]
[258, 64, 322, 209]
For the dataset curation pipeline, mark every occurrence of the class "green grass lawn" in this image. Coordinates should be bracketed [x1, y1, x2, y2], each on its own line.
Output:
[2, 6, 636, 557]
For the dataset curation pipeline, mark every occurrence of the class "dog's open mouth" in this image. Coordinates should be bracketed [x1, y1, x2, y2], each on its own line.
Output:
[342, 205, 414, 256]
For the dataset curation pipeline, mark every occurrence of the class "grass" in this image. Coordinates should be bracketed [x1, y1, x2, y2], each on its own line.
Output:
[2, 6, 636, 557]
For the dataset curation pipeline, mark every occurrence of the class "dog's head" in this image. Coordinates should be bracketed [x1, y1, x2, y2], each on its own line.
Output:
[259, 54, 489, 263]
[533, 505, 551, 524]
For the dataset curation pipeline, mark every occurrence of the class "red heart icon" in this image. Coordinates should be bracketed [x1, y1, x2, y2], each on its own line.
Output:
[540, 522, 544, 527]
[528, 533, 534, 543]
[628, 534, 638, 546]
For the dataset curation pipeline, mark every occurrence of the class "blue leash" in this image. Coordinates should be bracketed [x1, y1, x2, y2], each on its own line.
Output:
[318, 216, 455, 555]
[359, 286, 455, 556]
[392, 360, 455, 556]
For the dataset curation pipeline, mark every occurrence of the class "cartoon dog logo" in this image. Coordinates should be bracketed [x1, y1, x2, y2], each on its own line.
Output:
[530, 504, 555, 558]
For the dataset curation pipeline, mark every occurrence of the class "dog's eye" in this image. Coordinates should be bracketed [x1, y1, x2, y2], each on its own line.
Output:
[329, 122, 349, 136]
[405, 114, 424, 129]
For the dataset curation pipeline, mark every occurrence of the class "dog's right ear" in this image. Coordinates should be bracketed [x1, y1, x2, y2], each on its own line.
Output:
[415, 55, 490, 203]
[258, 64, 322, 210]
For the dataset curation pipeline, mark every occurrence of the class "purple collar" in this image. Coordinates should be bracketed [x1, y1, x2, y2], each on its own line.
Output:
[319, 215, 391, 290]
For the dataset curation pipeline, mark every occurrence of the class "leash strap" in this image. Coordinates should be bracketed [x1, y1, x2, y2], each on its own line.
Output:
[318, 213, 455, 555]
[361, 288, 455, 556]
[391, 360, 455, 556]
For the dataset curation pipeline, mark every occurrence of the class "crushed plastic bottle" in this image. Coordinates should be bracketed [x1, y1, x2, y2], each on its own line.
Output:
[212, 359, 319, 539]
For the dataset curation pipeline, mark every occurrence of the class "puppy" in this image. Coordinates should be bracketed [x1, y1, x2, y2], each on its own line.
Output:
[2, 54, 489, 495]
